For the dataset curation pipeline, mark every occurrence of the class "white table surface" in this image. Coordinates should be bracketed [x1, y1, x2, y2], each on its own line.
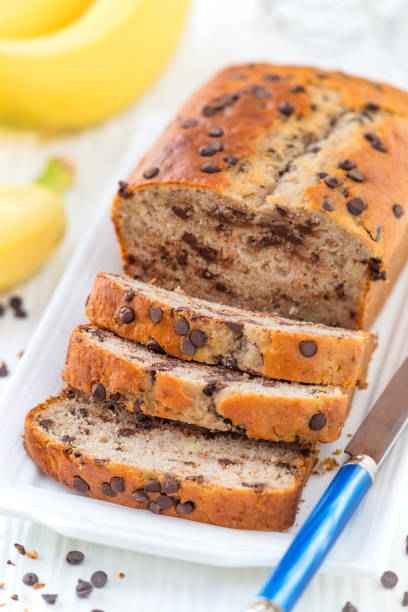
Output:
[1, 2, 407, 610]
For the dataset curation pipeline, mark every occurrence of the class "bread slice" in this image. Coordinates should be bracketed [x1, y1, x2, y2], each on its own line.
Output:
[86, 273, 375, 388]
[64, 325, 351, 444]
[24, 392, 315, 531]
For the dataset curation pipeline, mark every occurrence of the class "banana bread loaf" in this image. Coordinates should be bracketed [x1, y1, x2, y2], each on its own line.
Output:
[86, 273, 375, 388]
[112, 64, 408, 329]
[63, 325, 351, 443]
[24, 392, 315, 531]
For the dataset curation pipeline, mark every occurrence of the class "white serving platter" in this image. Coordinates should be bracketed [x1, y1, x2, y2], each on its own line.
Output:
[0, 130, 407, 575]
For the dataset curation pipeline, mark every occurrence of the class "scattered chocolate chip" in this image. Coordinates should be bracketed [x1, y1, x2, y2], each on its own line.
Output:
[0, 360, 8, 377]
[0, 303, 4, 317]
[249, 84, 272, 99]
[317, 172, 328, 179]
[181, 337, 196, 356]
[299, 340, 318, 358]
[91, 383, 106, 402]
[39, 418, 54, 431]
[174, 317, 190, 336]
[144, 480, 161, 493]
[155, 495, 174, 511]
[364, 132, 387, 153]
[263, 73, 280, 81]
[278, 101, 295, 117]
[224, 155, 239, 166]
[9, 296, 22, 309]
[118, 181, 132, 199]
[189, 329, 207, 348]
[10, 594, 19, 601]
[14, 543, 26, 555]
[364, 101, 380, 113]
[392, 203, 404, 219]
[368, 257, 386, 281]
[110, 476, 125, 493]
[142, 166, 160, 180]
[181, 118, 198, 129]
[117, 305, 135, 324]
[76, 579, 93, 599]
[146, 339, 165, 354]
[342, 603, 358, 612]
[14, 307, 27, 318]
[66, 550, 85, 565]
[322, 199, 335, 212]
[290, 85, 306, 93]
[403, 592, 408, 607]
[101, 482, 116, 497]
[200, 163, 221, 174]
[208, 127, 224, 137]
[161, 476, 180, 495]
[133, 489, 149, 503]
[23, 572, 38, 586]
[73, 476, 90, 494]
[172, 206, 193, 220]
[176, 501, 195, 515]
[347, 197, 366, 216]
[148, 501, 162, 514]
[202, 382, 218, 396]
[309, 412, 327, 431]
[380, 570, 398, 589]
[124, 289, 135, 302]
[199, 142, 224, 157]
[91, 571, 108, 589]
[201, 93, 240, 117]
[338, 159, 356, 171]
[42, 594, 58, 605]
[347, 169, 365, 183]
[149, 306, 163, 324]
[324, 176, 340, 189]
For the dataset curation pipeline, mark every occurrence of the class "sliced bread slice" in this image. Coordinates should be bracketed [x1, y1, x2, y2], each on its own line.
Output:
[24, 392, 315, 531]
[86, 273, 376, 388]
[64, 325, 351, 443]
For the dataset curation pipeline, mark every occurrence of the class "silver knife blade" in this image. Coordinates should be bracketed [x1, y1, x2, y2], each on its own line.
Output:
[345, 357, 408, 466]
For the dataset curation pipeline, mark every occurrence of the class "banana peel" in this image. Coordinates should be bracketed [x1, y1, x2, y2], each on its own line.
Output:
[0, 0, 190, 130]
[0, 158, 73, 292]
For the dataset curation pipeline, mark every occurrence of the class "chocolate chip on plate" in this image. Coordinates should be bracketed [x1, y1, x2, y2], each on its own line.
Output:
[42, 594, 58, 605]
[9, 295, 22, 309]
[22, 572, 38, 586]
[149, 306, 163, 324]
[0, 361, 9, 377]
[91, 570, 108, 589]
[117, 305, 135, 324]
[403, 592, 408, 607]
[76, 579, 93, 599]
[66, 550, 85, 565]
[91, 383, 106, 402]
[380, 570, 398, 589]
[309, 413, 327, 431]
[299, 340, 318, 358]
[342, 603, 358, 612]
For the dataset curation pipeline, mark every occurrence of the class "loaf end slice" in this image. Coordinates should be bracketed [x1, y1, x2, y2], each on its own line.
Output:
[64, 325, 352, 444]
[24, 393, 315, 531]
[86, 273, 376, 388]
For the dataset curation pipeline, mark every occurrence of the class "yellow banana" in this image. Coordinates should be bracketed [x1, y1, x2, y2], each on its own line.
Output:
[0, 0, 93, 40]
[0, 0, 190, 130]
[0, 158, 73, 292]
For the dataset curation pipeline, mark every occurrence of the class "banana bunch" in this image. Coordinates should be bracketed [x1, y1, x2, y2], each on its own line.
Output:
[0, 158, 73, 291]
[0, 0, 190, 130]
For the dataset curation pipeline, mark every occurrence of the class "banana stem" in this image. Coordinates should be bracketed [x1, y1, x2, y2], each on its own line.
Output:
[35, 157, 75, 194]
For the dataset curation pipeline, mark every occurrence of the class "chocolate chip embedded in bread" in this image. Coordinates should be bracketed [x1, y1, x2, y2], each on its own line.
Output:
[324, 176, 340, 189]
[155, 494, 174, 511]
[118, 305, 135, 324]
[299, 340, 318, 358]
[368, 258, 386, 281]
[148, 306, 163, 324]
[174, 317, 190, 336]
[142, 166, 160, 180]
[190, 329, 207, 348]
[146, 339, 165, 354]
[124, 289, 135, 302]
[181, 337, 196, 356]
[208, 127, 224, 137]
[347, 197, 367, 216]
[101, 482, 116, 497]
[144, 479, 161, 493]
[227, 321, 244, 334]
[290, 85, 306, 93]
[322, 199, 335, 212]
[148, 501, 162, 514]
[224, 155, 239, 166]
[110, 476, 125, 493]
[278, 101, 295, 117]
[199, 142, 224, 157]
[263, 73, 280, 81]
[338, 159, 356, 171]
[364, 101, 380, 113]
[91, 383, 106, 402]
[133, 489, 149, 503]
[181, 118, 198, 129]
[118, 181, 132, 199]
[347, 169, 365, 183]
[200, 163, 221, 174]
[309, 412, 327, 431]
[176, 501, 195, 515]
[39, 418, 54, 431]
[73, 476, 90, 494]
[161, 476, 180, 495]
[392, 203, 405, 219]
[364, 132, 387, 153]
[202, 381, 218, 396]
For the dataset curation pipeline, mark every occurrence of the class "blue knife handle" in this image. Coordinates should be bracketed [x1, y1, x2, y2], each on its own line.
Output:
[253, 458, 375, 612]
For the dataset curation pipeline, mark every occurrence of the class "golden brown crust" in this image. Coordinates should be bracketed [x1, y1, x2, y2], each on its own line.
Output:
[24, 397, 314, 531]
[86, 273, 376, 388]
[63, 326, 352, 444]
[112, 63, 408, 329]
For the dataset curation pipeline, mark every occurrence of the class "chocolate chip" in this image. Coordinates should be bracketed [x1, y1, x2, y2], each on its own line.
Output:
[374, 225, 382, 242]
[146, 339, 165, 354]
[368, 257, 386, 281]
[299, 340, 318, 358]
[181, 337, 196, 356]
[91, 383, 106, 402]
[144, 480, 161, 493]
[199, 142, 224, 157]
[66, 550, 85, 565]
[10, 594, 18, 601]
[200, 163, 221, 174]
[403, 592, 408, 607]
[14, 542, 26, 555]
[317, 172, 328, 179]
[161, 476, 180, 495]
[190, 329, 207, 348]
[133, 398, 144, 414]
[117, 305, 135, 324]
[309, 412, 327, 431]
[364, 132, 387, 153]
[14, 307, 27, 318]
[278, 101, 295, 117]
[224, 155, 239, 167]
[142, 166, 159, 180]
[23, 572, 38, 586]
[149, 306, 163, 324]
[133, 489, 149, 502]
[347, 197, 366, 216]
[181, 118, 198, 129]
[73, 476, 90, 494]
[249, 84, 272, 99]
[263, 73, 280, 81]
[110, 476, 125, 493]
[203, 381, 218, 396]
[172, 206, 193, 220]
[208, 127, 224, 137]
[118, 181, 132, 199]
[76, 579, 93, 599]
[347, 169, 365, 182]
[148, 501, 162, 514]
[0, 303, 4, 317]
[91, 570, 108, 589]
[124, 289, 135, 302]
[342, 603, 358, 612]
[322, 199, 335, 212]
[9, 295, 22, 309]
[290, 85, 305, 93]
[101, 482, 116, 497]
[175, 317, 190, 336]
[338, 159, 356, 171]
[42, 594, 58, 605]
[155, 494, 174, 511]
[39, 418, 54, 431]
[201, 93, 240, 117]
[324, 176, 340, 189]
[380, 570, 398, 589]
[364, 102, 380, 113]
[176, 501, 195, 515]
[392, 203, 404, 218]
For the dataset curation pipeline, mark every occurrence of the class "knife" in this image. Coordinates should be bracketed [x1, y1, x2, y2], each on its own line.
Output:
[246, 357, 408, 612]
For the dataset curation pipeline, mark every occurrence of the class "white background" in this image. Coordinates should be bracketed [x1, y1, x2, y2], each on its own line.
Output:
[1, 1, 408, 610]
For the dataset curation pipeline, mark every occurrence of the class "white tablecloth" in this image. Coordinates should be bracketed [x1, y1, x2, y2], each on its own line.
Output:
[1, 2, 407, 610]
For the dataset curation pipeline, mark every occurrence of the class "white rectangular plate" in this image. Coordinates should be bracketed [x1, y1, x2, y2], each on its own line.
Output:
[0, 132, 407, 575]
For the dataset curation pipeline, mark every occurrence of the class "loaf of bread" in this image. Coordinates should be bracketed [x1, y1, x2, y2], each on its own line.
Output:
[112, 64, 408, 330]
[86, 273, 375, 388]
[24, 392, 315, 531]
[63, 325, 351, 443]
